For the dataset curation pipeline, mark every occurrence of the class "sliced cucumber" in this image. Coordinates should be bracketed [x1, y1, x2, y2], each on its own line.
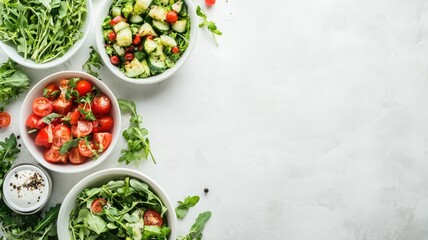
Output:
[140, 59, 151, 77]
[148, 5, 167, 22]
[147, 53, 166, 74]
[129, 14, 144, 23]
[171, 19, 187, 33]
[144, 38, 158, 53]
[111, 6, 121, 17]
[160, 34, 177, 47]
[116, 27, 133, 46]
[172, 1, 187, 17]
[138, 22, 158, 37]
[113, 21, 129, 33]
[134, 0, 153, 14]
[125, 58, 145, 77]
[152, 20, 170, 32]
[113, 44, 125, 56]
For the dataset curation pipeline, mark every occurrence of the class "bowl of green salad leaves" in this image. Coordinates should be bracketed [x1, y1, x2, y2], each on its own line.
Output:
[57, 168, 176, 239]
[95, 0, 198, 84]
[0, 0, 92, 69]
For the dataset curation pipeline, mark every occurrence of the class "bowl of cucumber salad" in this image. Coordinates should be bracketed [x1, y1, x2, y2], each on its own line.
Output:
[95, 0, 198, 84]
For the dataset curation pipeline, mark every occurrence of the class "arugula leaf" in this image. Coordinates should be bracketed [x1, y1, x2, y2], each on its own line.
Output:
[33, 205, 60, 233]
[41, 112, 63, 124]
[0, 133, 20, 184]
[176, 196, 200, 219]
[196, 6, 222, 46]
[83, 46, 104, 78]
[60, 138, 80, 155]
[0, 60, 31, 108]
[118, 99, 155, 164]
[178, 211, 212, 240]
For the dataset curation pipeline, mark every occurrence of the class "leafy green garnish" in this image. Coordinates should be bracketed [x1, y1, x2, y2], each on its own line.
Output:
[176, 196, 200, 219]
[0, 60, 30, 108]
[59, 138, 80, 155]
[0, 0, 87, 63]
[0, 134, 20, 198]
[83, 46, 104, 77]
[41, 112, 63, 124]
[118, 99, 155, 164]
[178, 211, 212, 240]
[196, 6, 222, 46]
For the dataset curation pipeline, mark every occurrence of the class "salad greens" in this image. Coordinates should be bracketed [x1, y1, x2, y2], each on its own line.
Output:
[196, 6, 222, 46]
[0, 133, 60, 239]
[83, 46, 104, 77]
[178, 211, 212, 240]
[118, 99, 155, 164]
[0, 0, 86, 63]
[69, 177, 170, 239]
[175, 196, 200, 220]
[0, 60, 30, 108]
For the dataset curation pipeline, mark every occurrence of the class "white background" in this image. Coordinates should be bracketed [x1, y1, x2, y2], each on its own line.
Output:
[2, 0, 428, 239]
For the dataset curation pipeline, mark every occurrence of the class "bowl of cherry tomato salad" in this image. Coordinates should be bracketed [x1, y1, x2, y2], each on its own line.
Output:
[95, 0, 198, 84]
[57, 168, 177, 239]
[19, 71, 121, 174]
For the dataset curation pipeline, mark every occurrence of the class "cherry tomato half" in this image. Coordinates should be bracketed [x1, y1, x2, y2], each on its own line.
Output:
[92, 115, 114, 133]
[143, 209, 163, 226]
[68, 147, 87, 164]
[75, 80, 93, 97]
[71, 120, 93, 138]
[205, 0, 216, 7]
[110, 16, 125, 26]
[0, 112, 11, 128]
[110, 56, 120, 65]
[43, 146, 68, 163]
[166, 11, 178, 23]
[52, 124, 72, 147]
[66, 108, 81, 125]
[133, 34, 141, 45]
[108, 31, 116, 42]
[43, 83, 60, 101]
[172, 46, 179, 53]
[93, 132, 112, 152]
[52, 95, 72, 114]
[33, 97, 53, 117]
[78, 140, 95, 157]
[91, 95, 112, 116]
[124, 53, 134, 61]
[26, 113, 46, 129]
[35, 125, 54, 146]
[91, 198, 107, 213]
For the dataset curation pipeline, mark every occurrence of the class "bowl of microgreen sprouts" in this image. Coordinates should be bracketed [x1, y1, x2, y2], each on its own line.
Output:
[95, 0, 198, 84]
[0, 0, 92, 69]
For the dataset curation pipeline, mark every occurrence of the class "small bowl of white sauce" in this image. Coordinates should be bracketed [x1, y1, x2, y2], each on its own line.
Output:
[2, 163, 52, 215]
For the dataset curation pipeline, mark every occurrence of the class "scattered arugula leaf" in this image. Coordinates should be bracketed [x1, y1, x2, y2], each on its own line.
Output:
[0, 59, 31, 108]
[0, 133, 20, 198]
[118, 99, 155, 164]
[83, 46, 104, 77]
[178, 211, 212, 240]
[176, 196, 200, 219]
[41, 113, 63, 124]
[196, 6, 222, 46]
[60, 138, 80, 155]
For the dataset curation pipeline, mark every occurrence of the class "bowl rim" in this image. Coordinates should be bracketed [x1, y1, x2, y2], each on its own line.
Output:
[19, 71, 121, 174]
[95, 0, 198, 84]
[57, 168, 177, 239]
[0, 0, 93, 69]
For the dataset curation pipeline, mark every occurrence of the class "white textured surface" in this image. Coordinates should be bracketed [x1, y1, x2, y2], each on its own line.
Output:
[1, 0, 428, 239]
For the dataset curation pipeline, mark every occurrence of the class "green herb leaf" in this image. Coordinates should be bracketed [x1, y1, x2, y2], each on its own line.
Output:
[33, 205, 60, 233]
[196, 6, 222, 46]
[60, 138, 80, 155]
[0, 60, 31, 108]
[176, 196, 200, 219]
[83, 46, 104, 78]
[178, 211, 212, 240]
[41, 112, 63, 124]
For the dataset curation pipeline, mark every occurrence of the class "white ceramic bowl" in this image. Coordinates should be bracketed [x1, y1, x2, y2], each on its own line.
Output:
[95, 0, 198, 84]
[0, 0, 92, 69]
[19, 71, 121, 174]
[57, 168, 177, 239]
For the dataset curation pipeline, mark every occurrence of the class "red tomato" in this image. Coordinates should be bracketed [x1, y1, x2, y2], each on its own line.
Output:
[146, 35, 153, 40]
[35, 125, 54, 146]
[133, 34, 141, 45]
[26, 113, 46, 129]
[43, 83, 60, 101]
[91, 198, 107, 213]
[75, 80, 93, 97]
[110, 56, 120, 65]
[143, 210, 163, 226]
[43, 146, 68, 163]
[110, 16, 125, 26]
[93, 132, 112, 152]
[52, 95, 72, 114]
[68, 147, 87, 164]
[108, 31, 116, 42]
[52, 124, 72, 147]
[172, 46, 179, 53]
[166, 11, 178, 23]
[124, 53, 134, 61]
[0, 112, 11, 128]
[32, 97, 53, 117]
[91, 95, 112, 116]
[71, 120, 93, 138]
[66, 108, 81, 125]
[78, 140, 95, 157]
[205, 0, 216, 6]
[77, 103, 92, 120]
[92, 115, 114, 133]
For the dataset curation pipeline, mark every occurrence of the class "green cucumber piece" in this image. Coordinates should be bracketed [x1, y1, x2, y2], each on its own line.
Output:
[160, 35, 177, 47]
[171, 19, 187, 33]
[116, 27, 133, 46]
[138, 22, 158, 37]
[129, 14, 144, 23]
[152, 20, 170, 32]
